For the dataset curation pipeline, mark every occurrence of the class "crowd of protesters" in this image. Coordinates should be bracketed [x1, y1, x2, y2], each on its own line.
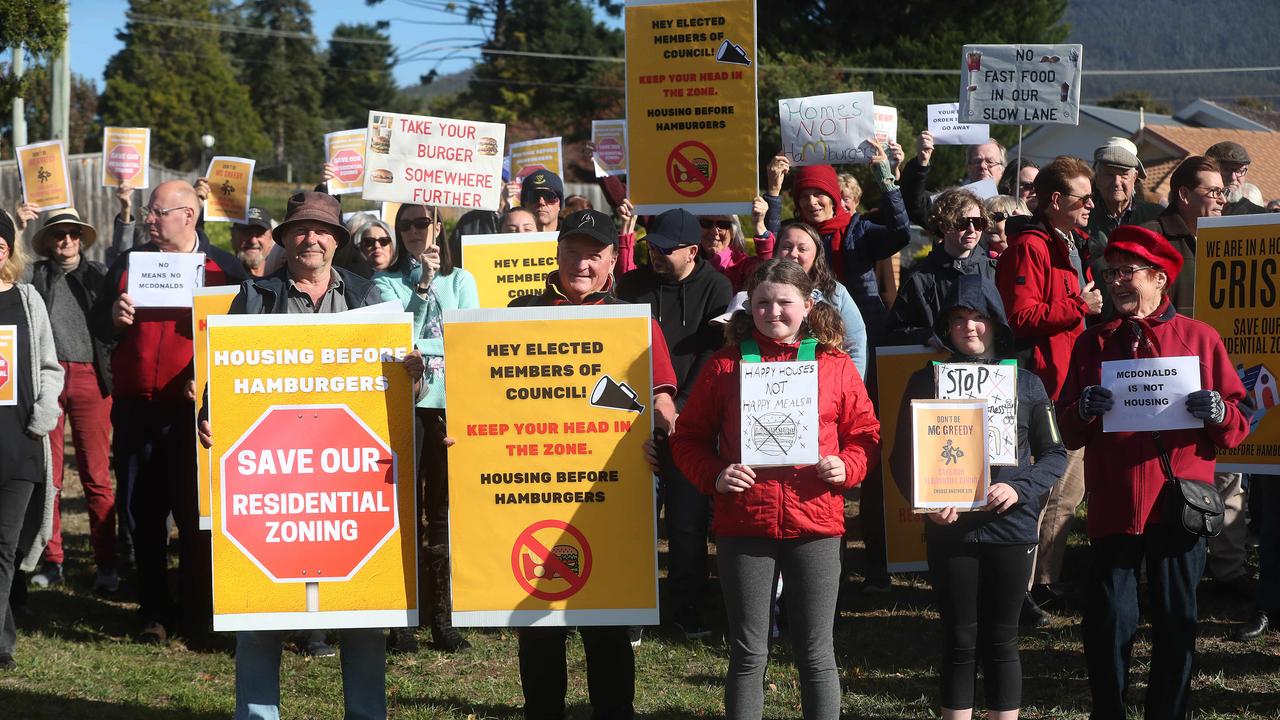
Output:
[1, 124, 1277, 720]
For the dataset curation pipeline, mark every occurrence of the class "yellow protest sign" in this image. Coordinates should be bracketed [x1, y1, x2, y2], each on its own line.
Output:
[206, 312, 418, 631]
[204, 156, 256, 222]
[193, 287, 240, 530]
[1195, 215, 1280, 473]
[591, 120, 628, 177]
[324, 128, 368, 195]
[445, 305, 658, 626]
[625, 0, 757, 215]
[461, 232, 558, 308]
[0, 325, 17, 407]
[17, 140, 72, 212]
[509, 137, 564, 182]
[911, 399, 989, 511]
[101, 127, 151, 188]
[876, 345, 946, 572]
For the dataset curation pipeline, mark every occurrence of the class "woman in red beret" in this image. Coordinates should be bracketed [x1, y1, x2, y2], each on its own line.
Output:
[1057, 225, 1250, 719]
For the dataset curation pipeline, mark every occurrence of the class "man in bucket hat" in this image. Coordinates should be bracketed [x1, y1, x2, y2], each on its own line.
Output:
[199, 191, 424, 720]
[23, 208, 120, 594]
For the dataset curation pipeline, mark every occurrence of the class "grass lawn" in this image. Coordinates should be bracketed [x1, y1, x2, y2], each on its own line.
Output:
[3, 465, 1278, 719]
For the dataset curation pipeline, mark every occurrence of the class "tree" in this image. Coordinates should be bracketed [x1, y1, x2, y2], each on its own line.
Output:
[323, 22, 398, 131]
[228, 0, 326, 178]
[0, 0, 67, 111]
[1098, 90, 1173, 115]
[2, 63, 100, 154]
[100, 0, 271, 170]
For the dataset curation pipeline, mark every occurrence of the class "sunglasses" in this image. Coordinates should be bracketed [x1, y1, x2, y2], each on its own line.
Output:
[953, 216, 988, 232]
[652, 243, 695, 256]
[396, 217, 438, 233]
[990, 212, 1009, 222]
[52, 228, 83, 240]
[699, 219, 733, 230]
[360, 235, 392, 248]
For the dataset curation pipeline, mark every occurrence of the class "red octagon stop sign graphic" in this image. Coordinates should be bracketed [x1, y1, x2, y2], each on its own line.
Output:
[220, 405, 398, 582]
[108, 144, 142, 182]
[0, 353, 9, 392]
[331, 149, 365, 182]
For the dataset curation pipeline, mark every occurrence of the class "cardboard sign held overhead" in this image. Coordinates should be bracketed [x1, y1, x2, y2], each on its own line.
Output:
[361, 110, 506, 211]
[102, 127, 151, 188]
[204, 156, 255, 222]
[778, 91, 877, 166]
[16, 140, 72, 212]
[927, 103, 991, 145]
[324, 128, 369, 195]
[958, 44, 1083, 126]
[509, 137, 564, 182]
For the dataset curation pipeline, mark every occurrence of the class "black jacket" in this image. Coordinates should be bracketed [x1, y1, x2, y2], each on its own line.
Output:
[890, 274, 1067, 544]
[449, 209, 501, 270]
[1141, 207, 1197, 318]
[1085, 196, 1163, 325]
[1224, 196, 1267, 216]
[29, 258, 115, 394]
[615, 258, 732, 408]
[884, 241, 998, 346]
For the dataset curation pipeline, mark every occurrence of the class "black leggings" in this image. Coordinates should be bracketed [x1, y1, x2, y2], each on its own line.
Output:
[927, 541, 1035, 711]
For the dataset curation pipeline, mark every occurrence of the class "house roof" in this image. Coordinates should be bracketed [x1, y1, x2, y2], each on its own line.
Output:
[1082, 104, 1182, 135]
[1135, 126, 1280, 203]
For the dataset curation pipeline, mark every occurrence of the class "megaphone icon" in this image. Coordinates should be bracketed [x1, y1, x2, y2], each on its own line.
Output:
[715, 39, 751, 67]
[590, 375, 645, 414]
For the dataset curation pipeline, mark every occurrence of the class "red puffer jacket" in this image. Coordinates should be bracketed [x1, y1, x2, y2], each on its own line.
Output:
[670, 331, 880, 539]
[995, 216, 1091, 400]
[1058, 298, 1249, 538]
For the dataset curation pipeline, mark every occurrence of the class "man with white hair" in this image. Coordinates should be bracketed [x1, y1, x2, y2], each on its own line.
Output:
[1084, 137, 1163, 323]
[1205, 141, 1266, 216]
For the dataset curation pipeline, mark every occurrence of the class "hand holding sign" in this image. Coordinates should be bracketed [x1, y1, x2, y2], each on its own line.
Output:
[716, 463, 757, 493]
[815, 455, 846, 486]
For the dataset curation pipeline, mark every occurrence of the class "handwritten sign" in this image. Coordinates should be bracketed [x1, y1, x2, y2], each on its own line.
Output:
[204, 156, 255, 222]
[873, 105, 898, 146]
[778, 91, 876, 166]
[0, 325, 17, 406]
[16, 140, 72, 212]
[958, 44, 1082, 125]
[740, 360, 819, 467]
[927, 103, 991, 145]
[911, 399, 989, 511]
[101, 127, 151, 188]
[591, 120, 628, 178]
[361, 110, 505, 211]
[1101, 356, 1202, 433]
[128, 252, 206, 308]
[324, 128, 368, 195]
[935, 361, 1018, 466]
[509, 137, 564, 182]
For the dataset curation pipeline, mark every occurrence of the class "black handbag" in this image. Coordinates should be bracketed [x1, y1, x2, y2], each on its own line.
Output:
[1153, 432, 1225, 538]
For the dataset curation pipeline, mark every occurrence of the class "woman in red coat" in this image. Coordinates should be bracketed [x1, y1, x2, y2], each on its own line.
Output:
[672, 259, 880, 720]
[1058, 225, 1249, 720]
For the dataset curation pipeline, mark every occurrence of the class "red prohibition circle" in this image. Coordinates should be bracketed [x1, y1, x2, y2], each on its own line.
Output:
[510, 519, 593, 601]
[666, 141, 717, 198]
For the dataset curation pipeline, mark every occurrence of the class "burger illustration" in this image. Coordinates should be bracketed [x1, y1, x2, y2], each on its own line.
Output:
[370, 133, 391, 155]
[370, 168, 394, 184]
[477, 136, 499, 156]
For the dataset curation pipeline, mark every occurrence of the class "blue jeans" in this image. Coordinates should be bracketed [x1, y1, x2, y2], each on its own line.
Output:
[1083, 524, 1205, 720]
[234, 628, 386, 720]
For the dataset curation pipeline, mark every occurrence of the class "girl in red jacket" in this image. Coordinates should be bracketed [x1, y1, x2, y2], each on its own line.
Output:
[672, 259, 880, 720]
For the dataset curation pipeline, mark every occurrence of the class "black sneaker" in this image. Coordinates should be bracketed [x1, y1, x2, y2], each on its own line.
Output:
[307, 639, 338, 658]
[860, 576, 892, 594]
[386, 627, 419, 654]
[0, 654, 15, 671]
[1020, 592, 1050, 629]
[673, 609, 711, 641]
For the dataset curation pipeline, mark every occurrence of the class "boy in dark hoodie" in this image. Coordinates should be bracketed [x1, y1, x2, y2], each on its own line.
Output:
[617, 208, 732, 638]
[890, 274, 1067, 719]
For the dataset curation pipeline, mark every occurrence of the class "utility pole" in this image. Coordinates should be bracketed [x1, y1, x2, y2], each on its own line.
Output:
[50, 4, 71, 142]
[11, 47, 27, 148]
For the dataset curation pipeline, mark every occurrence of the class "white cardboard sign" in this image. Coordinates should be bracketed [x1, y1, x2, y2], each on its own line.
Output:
[128, 252, 206, 308]
[778, 91, 877, 166]
[1101, 356, 1203, 433]
[361, 110, 506, 211]
[958, 44, 1083, 126]
[740, 360, 819, 467]
[927, 103, 991, 145]
[873, 105, 898, 146]
[935, 361, 1018, 466]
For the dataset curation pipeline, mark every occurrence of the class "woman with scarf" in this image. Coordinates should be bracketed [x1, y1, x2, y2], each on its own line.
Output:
[1058, 225, 1249, 719]
[891, 274, 1066, 719]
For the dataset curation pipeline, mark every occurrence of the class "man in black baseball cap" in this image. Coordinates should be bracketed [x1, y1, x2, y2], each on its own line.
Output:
[616, 208, 730, 639]
[231, 206, 283, 277]
[1205, 140, 1264, 216]
[520, 169, 565, 232]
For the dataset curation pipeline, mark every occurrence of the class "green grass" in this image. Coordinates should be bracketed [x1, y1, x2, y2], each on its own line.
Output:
[4, 475, 1279, 719]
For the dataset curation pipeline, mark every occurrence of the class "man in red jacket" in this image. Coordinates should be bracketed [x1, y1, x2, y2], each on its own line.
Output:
[93, 180, 247, 645]
[995, 156, 1104, 620]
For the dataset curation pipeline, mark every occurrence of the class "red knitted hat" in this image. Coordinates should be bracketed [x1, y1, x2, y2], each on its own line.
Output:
[790, 164, 841, 205]
[1105, 225, 1184, 287]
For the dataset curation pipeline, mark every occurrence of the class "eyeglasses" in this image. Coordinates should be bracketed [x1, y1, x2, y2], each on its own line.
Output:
[1101, 265, 1155, 282]
[51, 228, 83, 240]
[991, 211, 1009, 222]
[1224, 163, 1249, 177]
[652, 243, 694, 256]
[699, 219, 733, 230]
[144, 206, 193, 219]
[1195, 186, 1227, 200]
[1061, 193, 1095, 206]
[968, 158, 1003, 168]
[360, 235, 392, 248]
[952, 216, 988, 232]
[396, 217, 438, 233]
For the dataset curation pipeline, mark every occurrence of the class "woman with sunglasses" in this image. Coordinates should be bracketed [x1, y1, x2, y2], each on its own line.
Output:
[698, 214, 768, 293]
[352, 215, 398, 273]
[0, 210, 65, 671]
[885, 189, 997, 348]
[982, 196, 1031, 257]
[374, 204, 478, 654]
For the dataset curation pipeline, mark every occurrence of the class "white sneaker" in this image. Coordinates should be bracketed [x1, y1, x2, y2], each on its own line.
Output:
[94, 568, 120, 594]
[30, 562, 62, 588]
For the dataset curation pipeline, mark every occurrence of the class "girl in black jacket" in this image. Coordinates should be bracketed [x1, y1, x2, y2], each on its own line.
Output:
[890, 273, 1067, 720]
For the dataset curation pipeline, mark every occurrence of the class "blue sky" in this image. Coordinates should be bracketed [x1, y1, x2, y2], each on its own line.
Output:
[69, 0, 602, 90]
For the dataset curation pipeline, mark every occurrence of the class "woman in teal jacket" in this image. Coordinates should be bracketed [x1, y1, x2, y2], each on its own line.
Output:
[374, 204, 479, 653]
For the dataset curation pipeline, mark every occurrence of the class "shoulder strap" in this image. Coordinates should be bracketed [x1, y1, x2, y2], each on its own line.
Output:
[740, 336, 817, 363]
[1151, 431, 1176, 484]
